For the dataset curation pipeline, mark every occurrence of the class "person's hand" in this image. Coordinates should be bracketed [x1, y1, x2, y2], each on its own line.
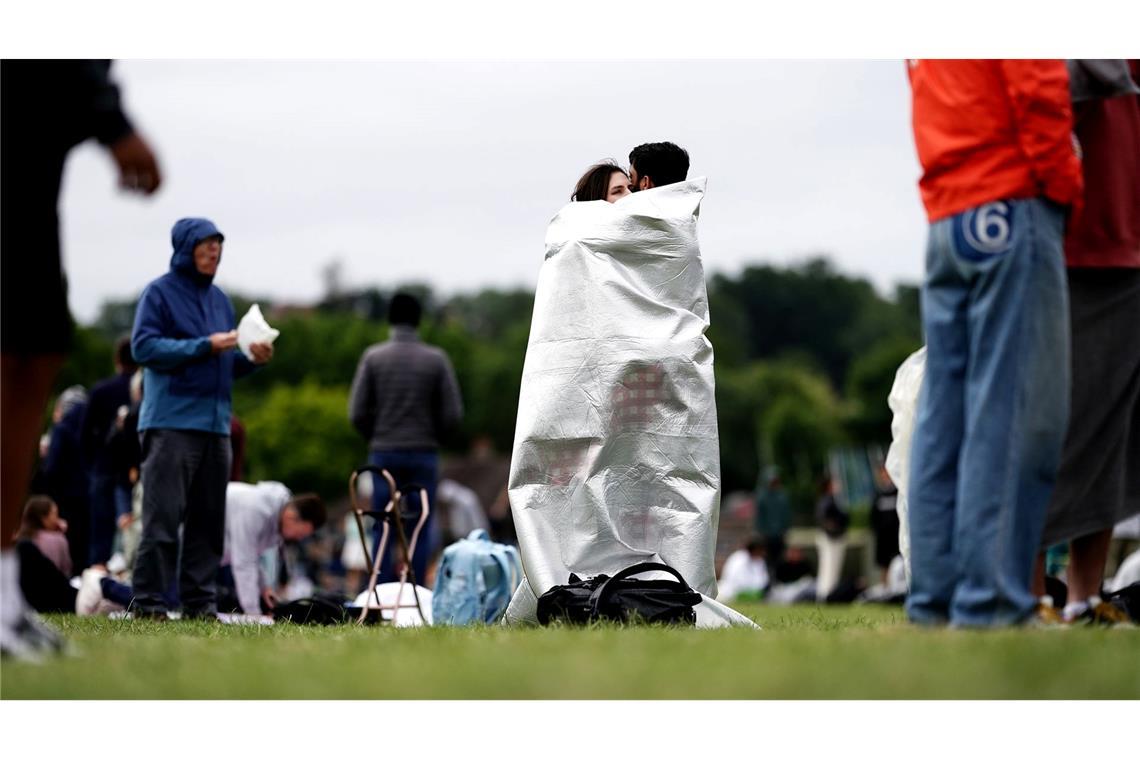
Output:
[209, 331, 239, 354]
[117, 513, 134, 531]
[260, 588, 279, 610]
[128, 467, 139, 485]
[109, 132, 162, 195]
[58, 518, 69, 534]
[249, 342, 274, 365]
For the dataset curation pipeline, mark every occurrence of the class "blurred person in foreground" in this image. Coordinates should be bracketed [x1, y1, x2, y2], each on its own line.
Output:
[1033, 60, 1140, 625]
[906, 60, 1082, 627]
[129, 218, 274, 620]
[1, 60, 161, 659]
[349, 292, 464, 586]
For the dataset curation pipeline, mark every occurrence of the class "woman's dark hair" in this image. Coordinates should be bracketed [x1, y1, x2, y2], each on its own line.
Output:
[572, 161, 628, 202]
[15, 495, 55, 541]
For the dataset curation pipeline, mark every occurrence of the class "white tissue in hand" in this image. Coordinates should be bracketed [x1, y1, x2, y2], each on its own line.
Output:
[237, 304, 280, 360]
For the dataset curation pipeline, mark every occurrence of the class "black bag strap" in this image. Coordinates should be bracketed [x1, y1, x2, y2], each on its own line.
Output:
[587, 562, 693, 619]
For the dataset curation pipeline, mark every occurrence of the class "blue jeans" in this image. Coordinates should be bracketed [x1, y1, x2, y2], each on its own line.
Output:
[368, 449, 439, 586]
[100, 576, 135, 608]
[906, 197, 1070, 627]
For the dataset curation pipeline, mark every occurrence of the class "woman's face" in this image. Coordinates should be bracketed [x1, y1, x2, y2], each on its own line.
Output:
[606, 171, 632, 203]
[44, 504, 63, 531]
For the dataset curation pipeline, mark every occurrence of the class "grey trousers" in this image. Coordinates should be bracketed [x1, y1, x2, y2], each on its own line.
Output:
[132, 429, 231, 614]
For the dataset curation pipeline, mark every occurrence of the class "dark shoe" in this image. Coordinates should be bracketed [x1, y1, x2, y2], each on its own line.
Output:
[182, 607, 219, 622]
[129, 605, 170, 621]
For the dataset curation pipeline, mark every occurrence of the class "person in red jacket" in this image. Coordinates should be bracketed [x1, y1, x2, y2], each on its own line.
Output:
[1035, 60, 1140, 625]
[905, 60, 1083, 628]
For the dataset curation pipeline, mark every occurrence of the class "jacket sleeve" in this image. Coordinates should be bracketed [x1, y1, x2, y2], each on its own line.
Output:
[999, 60, 1084, 208]
[347, 354, 376, 440]
[131, 285, 212, 371]
[435, 355, 465, 438]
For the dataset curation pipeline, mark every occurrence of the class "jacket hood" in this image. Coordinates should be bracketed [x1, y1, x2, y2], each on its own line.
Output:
[170, 218, 225, 286]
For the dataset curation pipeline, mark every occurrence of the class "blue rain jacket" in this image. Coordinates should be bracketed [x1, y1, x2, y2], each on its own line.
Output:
[131, 218, 256, 435]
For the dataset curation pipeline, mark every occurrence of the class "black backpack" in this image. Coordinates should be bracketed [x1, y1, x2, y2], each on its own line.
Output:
[536, 562, 702, 626]
[272, 595, 349, 625]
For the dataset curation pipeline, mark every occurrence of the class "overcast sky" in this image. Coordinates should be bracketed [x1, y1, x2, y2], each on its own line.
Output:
[58, 60, 927, 322]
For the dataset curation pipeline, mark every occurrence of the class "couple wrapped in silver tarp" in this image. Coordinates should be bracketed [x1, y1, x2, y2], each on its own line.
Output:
[504, 179, 757, 628]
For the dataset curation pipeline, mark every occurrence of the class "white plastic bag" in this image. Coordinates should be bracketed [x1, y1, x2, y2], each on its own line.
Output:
[237, 303, 280, 361]
[885, 346, 926, 586]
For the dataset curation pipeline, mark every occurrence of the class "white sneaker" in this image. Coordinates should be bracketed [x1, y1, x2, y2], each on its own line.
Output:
[76, 568, 108, 616]
[106, 552, 128, 575]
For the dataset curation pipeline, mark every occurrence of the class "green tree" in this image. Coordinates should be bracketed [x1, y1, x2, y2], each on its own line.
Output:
[241, 381, 363, 499]
[845, 335, 923, 444]
[54, 324, 114, 395]
[715, 358, 844, 503]
[708, 258, 920, 387]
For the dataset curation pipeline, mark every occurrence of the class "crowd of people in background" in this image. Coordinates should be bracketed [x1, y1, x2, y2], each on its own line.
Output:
[3, 58, 1140, 660]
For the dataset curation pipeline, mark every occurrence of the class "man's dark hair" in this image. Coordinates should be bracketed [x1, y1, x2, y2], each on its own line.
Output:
[290, 493, 327, 530]
[629, 142, 689, 187]
[572, 160, 627, 202]
[115, 336, 137, 372]
[388, 292, 422, 327]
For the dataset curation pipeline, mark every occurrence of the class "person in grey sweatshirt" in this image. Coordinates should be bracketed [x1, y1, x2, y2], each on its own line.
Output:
[347, 292, 464, 586]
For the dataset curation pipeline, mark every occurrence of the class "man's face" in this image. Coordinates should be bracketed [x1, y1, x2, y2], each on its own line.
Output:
[280, 507, 315, 542]
[628, 163, 653, 192]
[193, 235, 223, 276]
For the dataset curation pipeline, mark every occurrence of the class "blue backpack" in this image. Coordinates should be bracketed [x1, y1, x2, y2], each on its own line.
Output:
[432, 529, 522, 625]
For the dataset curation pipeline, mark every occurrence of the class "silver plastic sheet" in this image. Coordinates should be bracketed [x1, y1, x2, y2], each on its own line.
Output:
[886, 346, 927, 588]
[503, 179, 756, 629]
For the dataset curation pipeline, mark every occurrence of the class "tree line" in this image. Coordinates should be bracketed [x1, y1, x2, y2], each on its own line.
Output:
[56, 257, 922, 519]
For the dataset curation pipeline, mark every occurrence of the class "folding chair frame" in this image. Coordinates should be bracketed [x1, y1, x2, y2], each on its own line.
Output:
[349, 466, 430, 625]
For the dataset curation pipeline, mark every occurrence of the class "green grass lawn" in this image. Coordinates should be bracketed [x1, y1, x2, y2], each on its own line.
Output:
[2, 604, 1137, 699]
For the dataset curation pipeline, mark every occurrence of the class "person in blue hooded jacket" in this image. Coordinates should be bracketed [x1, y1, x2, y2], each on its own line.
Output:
[129, 218, 273, 619]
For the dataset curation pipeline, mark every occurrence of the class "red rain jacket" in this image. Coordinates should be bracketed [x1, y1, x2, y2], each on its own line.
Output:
[908, 59, 1083, 222]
